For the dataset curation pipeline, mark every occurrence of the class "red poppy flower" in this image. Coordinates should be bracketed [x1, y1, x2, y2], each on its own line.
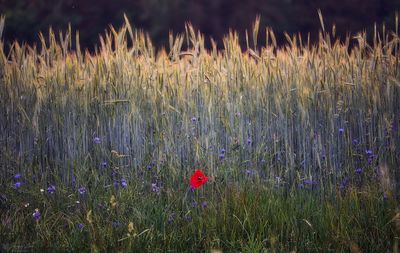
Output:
[190, 169, 209, 189]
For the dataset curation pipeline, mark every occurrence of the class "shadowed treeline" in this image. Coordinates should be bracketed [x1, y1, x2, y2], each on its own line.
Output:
[0, 0, 399, 49]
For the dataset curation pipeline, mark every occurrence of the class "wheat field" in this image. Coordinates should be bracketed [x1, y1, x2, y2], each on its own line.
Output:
[0, 15, 399, 252]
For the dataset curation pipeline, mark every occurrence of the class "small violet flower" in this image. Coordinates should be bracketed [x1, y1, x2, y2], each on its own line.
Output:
[245, 169, 255, 176]
[100, 161, 107, 169]
[247, 138, 252, 145]
[120, 178, 128, 188]
[355, 168, 363, 174]
[151, 183, 160, 193]
[14, 182, 21, 189]
[77, 223, 85, 231]
[32, 209, 40, 220]
[78, 186, 86, 195]
[93, 137, 101, 144]
[167, 213, 175, 224]
[340, 177, 349, 191]
[47, 184, 56, 194]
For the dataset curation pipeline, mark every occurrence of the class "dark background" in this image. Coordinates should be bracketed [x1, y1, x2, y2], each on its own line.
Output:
[0, 0, 399, 50]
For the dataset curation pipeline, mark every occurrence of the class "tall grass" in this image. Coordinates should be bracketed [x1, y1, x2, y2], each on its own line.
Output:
[0, 15, 399, 252]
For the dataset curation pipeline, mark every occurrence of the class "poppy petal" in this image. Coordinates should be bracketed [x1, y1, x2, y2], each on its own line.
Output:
[190, 169, 208, 189]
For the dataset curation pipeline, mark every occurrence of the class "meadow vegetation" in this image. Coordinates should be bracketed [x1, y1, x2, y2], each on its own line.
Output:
[0, 15, 400, 252]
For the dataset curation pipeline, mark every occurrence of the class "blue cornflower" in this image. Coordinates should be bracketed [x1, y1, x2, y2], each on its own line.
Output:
[47, 184, 56, 194]
[100, 161, 107, 168]
[120, 178, 128, 188]
[32, 209, 40, 220]
[167, 213, 175, 224]
[14, 182, 21, 189]
[245, 169, 255, 176]
[303, 179, 317, 186]
[78, 186, 86, 195]
[93, 137, 101, 144]
[77, 223, 85, 231]
[340, 178, 349, 191]
[247, 138, 252, 145]
[151, 183, 160, 193]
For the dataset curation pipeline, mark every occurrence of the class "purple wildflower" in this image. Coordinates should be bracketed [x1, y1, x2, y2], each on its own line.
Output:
[303, 179, 317, 185]
[151, 183, 160, 193]
[77, 223, 85, 231]
[191, 201, 198, 207]
[120, 178, 128, 188]
[247, 138, 252, 145]
[355, 168, 363, 174]
[366, 150, 373, 156]
[338, 128, 344, 134]
[14, 182, 21, 189]
[340, 178, 349, 191]
[78, 186, 86, 195]
[14, 173, 21, 180]
[32, 209, 40, 220]
[220, 148, 226, 154]
[219, 153, 225, 160]
[245, 169, 256, 176]
[201, 201, 208, 208]
[352, 139, 359, 145]
[191, 117, 197, 123]
[93, 137, 101, 144]
[47, 184, 56, 194]
[100, 161, 107, 169]
[167, 213, 175, 224]
[185, 215, 192, 222]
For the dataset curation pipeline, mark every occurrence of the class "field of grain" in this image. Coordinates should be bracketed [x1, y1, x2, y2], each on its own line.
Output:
[1, 15, 399, 252]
